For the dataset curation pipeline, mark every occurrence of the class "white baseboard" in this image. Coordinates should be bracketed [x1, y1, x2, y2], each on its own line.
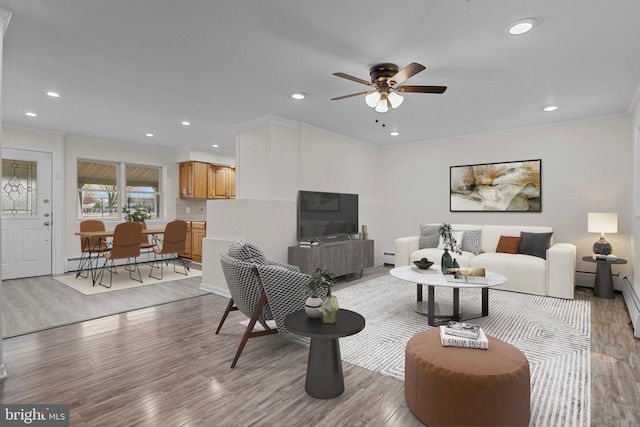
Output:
[622, 276, 640, 339]
[199, 281, 231, 298]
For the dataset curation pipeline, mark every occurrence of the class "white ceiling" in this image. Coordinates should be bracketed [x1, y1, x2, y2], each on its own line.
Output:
[1, 1, 640, 158]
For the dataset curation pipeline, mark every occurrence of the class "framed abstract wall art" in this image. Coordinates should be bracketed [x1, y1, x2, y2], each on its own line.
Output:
[450, 159, 541, 212]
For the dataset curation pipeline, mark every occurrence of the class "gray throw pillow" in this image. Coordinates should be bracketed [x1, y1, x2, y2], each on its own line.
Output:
[518, 232, 553, 259]
[459, 229, 481, 254]
[419, 224, 440, 249]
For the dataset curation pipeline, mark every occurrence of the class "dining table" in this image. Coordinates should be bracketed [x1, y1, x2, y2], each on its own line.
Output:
[74, 226, 166, 285]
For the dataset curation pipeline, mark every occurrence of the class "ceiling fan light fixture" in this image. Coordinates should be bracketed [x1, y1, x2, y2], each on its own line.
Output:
[375, 99, 389, 113]
[374, 92, 390, 113]
[388, 92, 404, 109]
[365, 92, 381, 108]
[507, 18, 537, 35]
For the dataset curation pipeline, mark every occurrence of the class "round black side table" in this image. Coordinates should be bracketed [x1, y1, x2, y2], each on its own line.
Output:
[285, 309, 365, 399]
[582, 256, 627, 299]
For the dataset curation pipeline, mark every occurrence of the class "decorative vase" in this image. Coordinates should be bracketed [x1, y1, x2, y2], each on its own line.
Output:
[305, 296, 323, 318]
[321, 296, 339, 324]
[453, 258, 460, 269]
[441, 248, 453, 274]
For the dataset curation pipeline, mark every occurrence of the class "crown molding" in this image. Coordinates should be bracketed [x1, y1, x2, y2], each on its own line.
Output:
[0, 8, 12, 35]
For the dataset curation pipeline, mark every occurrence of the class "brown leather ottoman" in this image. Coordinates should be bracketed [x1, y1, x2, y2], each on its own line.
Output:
[405, 328, 530, 426]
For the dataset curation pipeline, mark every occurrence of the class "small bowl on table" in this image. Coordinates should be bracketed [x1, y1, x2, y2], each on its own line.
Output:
[413, 260, 434, 270]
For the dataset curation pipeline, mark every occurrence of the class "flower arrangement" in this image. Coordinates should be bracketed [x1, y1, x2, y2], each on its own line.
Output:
[302, 266, 336, 297]
[122, 204, 152, 222]
[439, 223, 462, 255]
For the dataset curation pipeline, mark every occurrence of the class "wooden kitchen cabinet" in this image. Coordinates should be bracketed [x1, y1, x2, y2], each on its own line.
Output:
[228, 167, 236, 198]
[179, 162, 194, 198]
[208, 165, 234, 199]
[179, 161, 208, 199]
[180, 161, 235, 199]
[191, 222, 206, 263]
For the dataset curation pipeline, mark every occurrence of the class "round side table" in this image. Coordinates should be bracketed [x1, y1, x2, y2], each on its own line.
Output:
[582, 256, 627, 299]
[285, 308, 365, 399]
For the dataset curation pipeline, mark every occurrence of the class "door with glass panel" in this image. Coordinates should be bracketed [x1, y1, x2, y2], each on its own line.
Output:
[1, 148, 52, 279]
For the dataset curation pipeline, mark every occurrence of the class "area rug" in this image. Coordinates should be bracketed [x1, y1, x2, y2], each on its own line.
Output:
[332, 275, 591, 427]
[54, 263, 202, 295]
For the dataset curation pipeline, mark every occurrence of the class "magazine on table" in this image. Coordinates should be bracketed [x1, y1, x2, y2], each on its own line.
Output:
[443, 321, 481, 339]
[440, 326, 489, 349]
[445, 274, 489, 285]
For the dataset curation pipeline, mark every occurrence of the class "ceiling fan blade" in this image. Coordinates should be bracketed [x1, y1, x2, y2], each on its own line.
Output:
[389, 62, 426, 85]
[331, 91, 373, 101]
[333, 72, 374, 87]
[395, 85, 447, 94]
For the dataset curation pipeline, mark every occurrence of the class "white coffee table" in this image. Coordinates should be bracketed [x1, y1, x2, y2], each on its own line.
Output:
[390, 265, 507, 326]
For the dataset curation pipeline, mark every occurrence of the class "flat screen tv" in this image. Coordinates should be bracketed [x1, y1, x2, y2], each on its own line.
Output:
[297, 190, 358, 241]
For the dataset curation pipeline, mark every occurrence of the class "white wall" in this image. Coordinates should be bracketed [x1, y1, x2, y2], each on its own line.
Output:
[630, 96, 640, 296]
[63, 136, 182, 263]
[203, 121, 384, 292]
[380, 116, 633, 288]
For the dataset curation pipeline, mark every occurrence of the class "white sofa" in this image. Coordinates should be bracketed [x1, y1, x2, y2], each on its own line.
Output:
[395, 224, 576, 299]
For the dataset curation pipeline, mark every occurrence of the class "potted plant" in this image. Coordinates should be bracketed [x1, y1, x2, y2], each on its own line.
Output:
[122, 204, 152, 222]
[439, 223, 462, 274]
[303, 267, 336, 319]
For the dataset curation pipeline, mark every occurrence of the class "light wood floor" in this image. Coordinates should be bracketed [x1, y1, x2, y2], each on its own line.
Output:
[0, 266, 638, 426]
[2, 264, 205, 338]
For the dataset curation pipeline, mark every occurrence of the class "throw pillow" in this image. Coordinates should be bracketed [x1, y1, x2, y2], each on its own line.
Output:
[496, 235, 522, 254]
[518, 231, 553, 259]
[228, 240, 268, 264]
[460, 229, 481, 254]
[419, 224, 440, 249]
[437, 230, 465, 251]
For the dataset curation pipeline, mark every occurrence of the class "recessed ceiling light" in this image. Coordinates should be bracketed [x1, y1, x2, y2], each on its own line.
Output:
[507, 18, 537, 35]
[46, 91, 61, 98]
[25, 112, 37, 117]
[181, 121, 191, 126]
[290, 92, 306, 100]
[145, 133, 154, 137]
[390, 131, 400, 136]
[543, 105, 558, 112]
[212, 144, 219, 148]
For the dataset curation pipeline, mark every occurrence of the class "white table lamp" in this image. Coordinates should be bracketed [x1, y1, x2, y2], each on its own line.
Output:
[588, 212, 617, 255]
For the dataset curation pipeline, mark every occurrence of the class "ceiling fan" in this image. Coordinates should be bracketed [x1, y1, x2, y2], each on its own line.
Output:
[331, 62, 447, 113]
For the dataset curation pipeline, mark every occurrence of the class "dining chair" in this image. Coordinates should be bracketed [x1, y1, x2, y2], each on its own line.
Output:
[149, 220, 190, 280]
[97, 221, 143, 288]
[77, 219, 110, 279]
[139, 221, 156, 261]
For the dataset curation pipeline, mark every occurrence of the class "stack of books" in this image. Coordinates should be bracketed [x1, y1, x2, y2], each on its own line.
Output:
[592, 254, 617, 261]
[439, 321, 489, 350]
[299, 241, 319, 247]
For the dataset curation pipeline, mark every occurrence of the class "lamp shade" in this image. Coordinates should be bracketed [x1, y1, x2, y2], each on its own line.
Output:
[365, 92, 380, 108]
[387, 92, 404, 108]
[587, 212, 618, 234]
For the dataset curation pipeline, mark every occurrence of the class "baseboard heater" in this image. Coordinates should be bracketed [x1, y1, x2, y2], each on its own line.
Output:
[622, 276, 640, 339]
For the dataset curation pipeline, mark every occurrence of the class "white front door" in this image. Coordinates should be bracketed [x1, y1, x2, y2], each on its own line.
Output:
[1, 148, 53, 279]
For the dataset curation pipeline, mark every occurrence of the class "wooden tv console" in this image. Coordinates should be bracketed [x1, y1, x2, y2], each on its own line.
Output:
[288, 239, 374, 278]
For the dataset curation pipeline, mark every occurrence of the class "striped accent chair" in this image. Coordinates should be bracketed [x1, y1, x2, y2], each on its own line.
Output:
[217, 240, 315, 368]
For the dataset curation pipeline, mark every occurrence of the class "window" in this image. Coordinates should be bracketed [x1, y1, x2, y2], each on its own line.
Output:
[2, 159, 37, 217]
[77, 160, 162, 219]
[124, 164, 160, 218]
